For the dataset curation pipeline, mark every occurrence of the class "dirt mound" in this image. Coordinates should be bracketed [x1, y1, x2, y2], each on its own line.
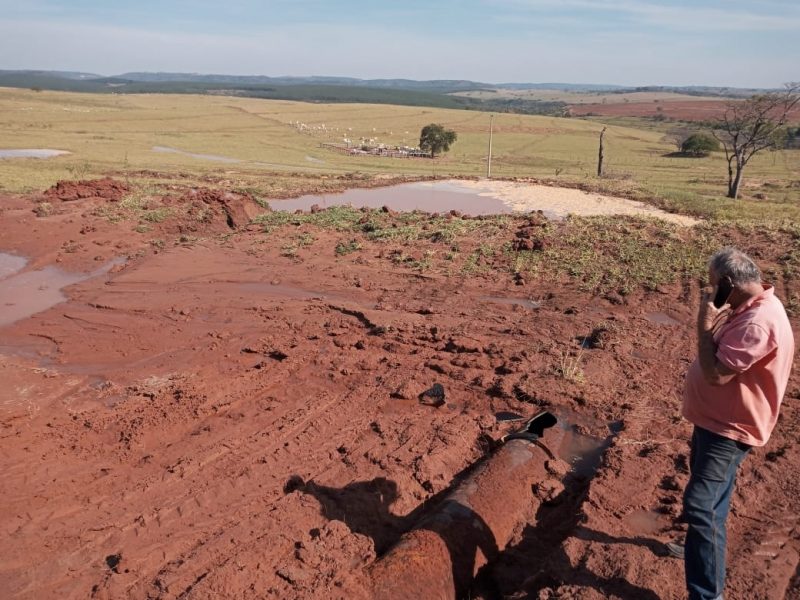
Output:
[181, 188, 265, 229]
[44, 177, 130, 202]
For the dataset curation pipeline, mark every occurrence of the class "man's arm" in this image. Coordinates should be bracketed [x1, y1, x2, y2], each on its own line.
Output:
[697, 329, 737, 386]
[697, 289, 737, 386]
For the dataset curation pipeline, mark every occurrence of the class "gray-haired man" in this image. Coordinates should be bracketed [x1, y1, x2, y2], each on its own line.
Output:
[670, 247, 794, 600]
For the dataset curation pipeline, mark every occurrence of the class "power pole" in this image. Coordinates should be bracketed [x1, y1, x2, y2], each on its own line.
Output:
[487, 114, 494, 178]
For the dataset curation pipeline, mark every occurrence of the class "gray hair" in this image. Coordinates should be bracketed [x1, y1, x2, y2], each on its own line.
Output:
[709, 247, 761, 285]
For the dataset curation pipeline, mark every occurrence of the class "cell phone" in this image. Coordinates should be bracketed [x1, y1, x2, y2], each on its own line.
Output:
[713, 277, 734, 308]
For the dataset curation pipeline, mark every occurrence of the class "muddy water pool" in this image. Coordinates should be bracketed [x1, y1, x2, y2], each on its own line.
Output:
[269, 181, 520, 216]
[552, 409, 622, 478]
[268, 179, 698, 223]
[0, 254, 124, 329]
[0, 253, 28, 280]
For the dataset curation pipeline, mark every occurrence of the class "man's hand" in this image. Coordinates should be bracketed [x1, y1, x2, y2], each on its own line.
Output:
[697, 286, 736, 386]
[698, 287, 731, 336]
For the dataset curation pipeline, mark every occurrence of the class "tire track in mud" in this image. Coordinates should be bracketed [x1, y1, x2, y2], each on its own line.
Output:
[75, 325, 485, 600]
[3, 214, 799, 599]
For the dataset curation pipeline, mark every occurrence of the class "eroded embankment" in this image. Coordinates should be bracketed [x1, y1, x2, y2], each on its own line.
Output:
[1, 180, 799, 599]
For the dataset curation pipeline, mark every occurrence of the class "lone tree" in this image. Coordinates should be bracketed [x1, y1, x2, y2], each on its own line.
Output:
[419, 124, 457, 158]
[712, 83, 800, 199]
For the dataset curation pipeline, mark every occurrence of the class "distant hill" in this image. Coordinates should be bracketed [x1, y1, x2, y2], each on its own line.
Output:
[0, 69, 774, 116]
[496, 82, 628, 92]
[115, 73, 492, 93]
[0, 69, 102, 80]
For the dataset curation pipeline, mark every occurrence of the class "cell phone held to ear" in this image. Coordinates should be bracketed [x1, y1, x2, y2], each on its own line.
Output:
[713, 276, 734, 308]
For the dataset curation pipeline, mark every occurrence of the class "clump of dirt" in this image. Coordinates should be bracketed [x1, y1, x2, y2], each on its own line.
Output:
[44, 177, 130, 202]
[181, 188, 265, 229]
[513, 213, 549, 251]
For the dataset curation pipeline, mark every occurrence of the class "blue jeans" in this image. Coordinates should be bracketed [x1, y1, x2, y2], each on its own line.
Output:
[683, 426, 751, 600]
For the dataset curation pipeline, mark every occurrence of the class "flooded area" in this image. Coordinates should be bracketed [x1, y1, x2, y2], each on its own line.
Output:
[152, 146, 243, 164]
[0, 256, 124, 329]
[0, 149, 70, 159]
[269, 179, 699, 223]
[270, 181, 516, 216]
[0, 252, 27, 280]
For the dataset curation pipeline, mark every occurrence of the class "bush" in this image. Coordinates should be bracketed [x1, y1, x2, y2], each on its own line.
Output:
[681, 133, 720, 157]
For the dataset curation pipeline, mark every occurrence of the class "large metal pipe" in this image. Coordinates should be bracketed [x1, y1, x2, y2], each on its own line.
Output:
[369, 435, 561, 599]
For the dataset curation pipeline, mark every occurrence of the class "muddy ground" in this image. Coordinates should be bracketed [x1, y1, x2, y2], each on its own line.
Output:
[1, 179, 799, 600]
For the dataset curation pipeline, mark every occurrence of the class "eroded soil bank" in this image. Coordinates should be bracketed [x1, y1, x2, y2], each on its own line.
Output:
[1, 179, 798, 599]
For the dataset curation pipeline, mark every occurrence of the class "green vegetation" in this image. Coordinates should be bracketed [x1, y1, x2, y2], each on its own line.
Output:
[681, 133, 720, 156]
[335, 239, 363, 256]
[419, 124, 458, 158]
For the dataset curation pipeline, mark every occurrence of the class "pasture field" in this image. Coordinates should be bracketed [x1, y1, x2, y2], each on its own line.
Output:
[1, 87, 799, 222]
[3, 88, 800, 600]
[450, 88, 727, 104]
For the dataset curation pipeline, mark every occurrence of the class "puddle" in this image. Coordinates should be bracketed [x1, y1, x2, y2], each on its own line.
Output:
[267, 179, 691, 222]
[0, 149, 70, 159]
[305, 155, 325, 164]
[646, 312, 683, 326]
[0, 252, 28, 280]
[623, 509, 664, 536]
[269, 181, 516, 216]
[557, 427, 610, 478]
[0, 257, 124, 329]
[480, 296, 541, 310]
[152, 146, 242, 164]
[551, 410, 620, 478]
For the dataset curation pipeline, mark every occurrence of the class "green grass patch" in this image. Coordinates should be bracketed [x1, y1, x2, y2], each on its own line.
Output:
[335, 239, 363, 256]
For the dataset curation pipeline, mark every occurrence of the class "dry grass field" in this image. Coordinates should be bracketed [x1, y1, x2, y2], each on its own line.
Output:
[1, 87, 799, 222]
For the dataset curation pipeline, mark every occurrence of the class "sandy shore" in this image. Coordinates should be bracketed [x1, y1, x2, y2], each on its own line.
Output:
[455, 179, 699, 226]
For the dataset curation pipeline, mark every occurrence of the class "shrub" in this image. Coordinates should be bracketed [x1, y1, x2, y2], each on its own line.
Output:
[681, 133, 721, 157]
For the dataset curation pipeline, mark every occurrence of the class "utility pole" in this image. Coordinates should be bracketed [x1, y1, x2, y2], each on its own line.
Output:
[487, 114, 494, 178]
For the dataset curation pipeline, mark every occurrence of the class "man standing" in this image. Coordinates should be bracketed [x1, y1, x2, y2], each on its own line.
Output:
[674, 247, 795, 600]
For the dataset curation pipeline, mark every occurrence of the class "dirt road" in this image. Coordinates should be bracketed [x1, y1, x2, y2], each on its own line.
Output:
[1, 182, 798, 599]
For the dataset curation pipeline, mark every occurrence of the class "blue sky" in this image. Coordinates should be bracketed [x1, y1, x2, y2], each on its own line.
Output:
[1, 0, 798, 87]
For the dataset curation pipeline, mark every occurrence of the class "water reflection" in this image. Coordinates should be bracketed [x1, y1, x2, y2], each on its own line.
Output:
[269, 181, 514, 216]
[0, 257, 124, 328]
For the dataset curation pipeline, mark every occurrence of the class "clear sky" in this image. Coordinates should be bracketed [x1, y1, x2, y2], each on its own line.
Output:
[1, 0, 798, 87]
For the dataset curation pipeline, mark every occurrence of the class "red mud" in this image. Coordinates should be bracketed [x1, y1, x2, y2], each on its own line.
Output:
[1, 183, 799, 600]
[44, 178, 131, 202]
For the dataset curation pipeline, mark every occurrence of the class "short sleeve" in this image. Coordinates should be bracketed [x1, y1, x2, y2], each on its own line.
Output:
[716, 322, 776, 373]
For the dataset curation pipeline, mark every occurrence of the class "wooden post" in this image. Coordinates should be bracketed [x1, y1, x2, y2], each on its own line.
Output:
[597, 126, 607, 177]
[487, 114, 494, 178]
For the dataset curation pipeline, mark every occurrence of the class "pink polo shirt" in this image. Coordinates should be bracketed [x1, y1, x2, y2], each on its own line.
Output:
[683, 285, 795, 447]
